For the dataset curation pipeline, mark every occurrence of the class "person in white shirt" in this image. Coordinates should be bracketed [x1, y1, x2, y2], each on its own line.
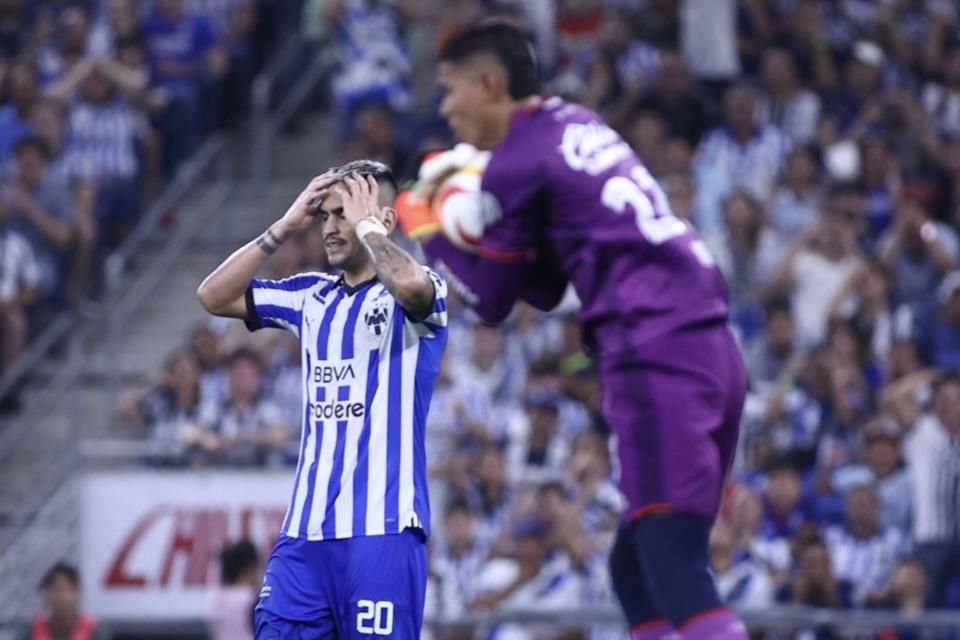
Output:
[709, 521, 774, 610]
[471, 518, 583, 640]
[764, 209, 861, 349]
[694, 84, 790, 234]
[0, 188, 40, 410]
[758, 48, 821, 145]
[903, 374, 960, 607]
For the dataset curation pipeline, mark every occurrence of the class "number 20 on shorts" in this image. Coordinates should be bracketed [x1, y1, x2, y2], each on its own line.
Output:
[356, 600, 394, 636]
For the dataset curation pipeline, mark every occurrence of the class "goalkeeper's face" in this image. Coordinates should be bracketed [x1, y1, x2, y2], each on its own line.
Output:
[438, 60, 508, 150]
[318, 189, 367, 272]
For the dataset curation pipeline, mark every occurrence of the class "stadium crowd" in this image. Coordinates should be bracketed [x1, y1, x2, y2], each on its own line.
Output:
[0, 0, 298, 413]
[112, 0, 960, 638]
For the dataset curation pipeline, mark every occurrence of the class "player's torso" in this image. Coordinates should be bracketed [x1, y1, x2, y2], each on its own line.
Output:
[284, 278, 433, 541]
[486, 98, 730, 352]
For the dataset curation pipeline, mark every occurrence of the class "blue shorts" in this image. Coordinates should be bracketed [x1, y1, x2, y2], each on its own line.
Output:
[255, 529, 427, 640]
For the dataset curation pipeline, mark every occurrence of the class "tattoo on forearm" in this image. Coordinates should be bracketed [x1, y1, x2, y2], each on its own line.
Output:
[364, 234, 433, 312]
[256, 234, 278, 255]
[256, 227, 289, 256]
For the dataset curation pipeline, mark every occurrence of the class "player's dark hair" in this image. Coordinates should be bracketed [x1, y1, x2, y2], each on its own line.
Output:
[39, 562, 79, 590]
[438, 19, 541, 100]
[331, 159, 398, 199]
[219, 540, 259, 585]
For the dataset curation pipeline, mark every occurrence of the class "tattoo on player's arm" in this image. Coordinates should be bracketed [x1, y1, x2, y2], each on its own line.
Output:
[364, 233, 435, 317]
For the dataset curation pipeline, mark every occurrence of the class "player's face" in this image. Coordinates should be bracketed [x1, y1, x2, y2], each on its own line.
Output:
[319, 189, 366, 271]
[438, 61, 503, 150]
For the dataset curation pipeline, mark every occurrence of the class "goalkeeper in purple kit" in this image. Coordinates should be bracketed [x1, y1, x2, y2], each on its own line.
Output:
[400, 22, 749, 640]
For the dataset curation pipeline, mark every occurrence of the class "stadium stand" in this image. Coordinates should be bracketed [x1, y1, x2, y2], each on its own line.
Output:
[3, 1, 960, 639]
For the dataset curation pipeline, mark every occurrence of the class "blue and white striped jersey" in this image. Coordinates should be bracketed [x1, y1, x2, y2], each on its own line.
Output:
[246, 267, 448, 540]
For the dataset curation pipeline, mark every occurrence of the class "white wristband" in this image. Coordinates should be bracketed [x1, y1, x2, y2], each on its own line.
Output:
[355, 217, 388, 241]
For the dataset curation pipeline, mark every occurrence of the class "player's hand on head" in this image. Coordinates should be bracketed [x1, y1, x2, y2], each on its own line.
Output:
[279, 172, 339, 234]
[335, 172, 383, 227]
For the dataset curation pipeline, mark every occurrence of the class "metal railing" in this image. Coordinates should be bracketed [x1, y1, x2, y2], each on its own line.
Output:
[427, 606, 960, 634]
[251, 37, 336, 193]
[3, 606, 960, 637]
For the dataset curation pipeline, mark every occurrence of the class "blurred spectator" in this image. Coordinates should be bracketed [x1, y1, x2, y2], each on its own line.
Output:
[828, 257, 898, 372]
[17, 562, 110, 640]
[709, 521, 775, 610]
[186, 0, 258, 127]
[450, 324, 525, 404]
[902, 374, 960, 607]
[834, 418, 912, 535]
[327, 0, 414, 139]
[879, 201, 958, 320]
[922, 46, 960, 140]
[693, 83, 790, 233]
[884, 557, 929, 615]
[761, 460, 811, 541]
[116, 349, 204, 466]
[9, 136, 75, 309]
[703, 190, 783, 341]
[56, 59, 149, 253]
[463, 444, 511, 545]
[824, 41, 885, 139]
[508, 395, 566, 485]
[0, 61, 40, 166]
[766, 210, 861, 348]
[431, 500, 487, 619]
[190, 323, 226, 405]
[341, 102, 413, 178]
[768, 145, 822, 238]
[680, 0, 739, 89]
[36, 6, 92, 87]
[745, 299, 798, 387]
[726, 487, 791, 585]
[471, 517, 582, 639]
[578, 8, 659, 115]
[89, 0, 140, 57]
[628, 50, 708, 147]
[30, 98, 96, 298]
[758, 47, 821, 146]
[776, 537, 852, 608]
[193, 347, 291, 467]
[932, 271, 960, 369]
[0, 188, 39, 412]
[859, 138, 900, 241]
[824, 485, 906, 607]
[142, 0, 227, 170]
[207, 539, 261, 640]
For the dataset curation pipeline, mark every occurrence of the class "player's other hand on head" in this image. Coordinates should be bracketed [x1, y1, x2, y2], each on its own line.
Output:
[335, 173, 384, 226]
[279, 172, 339, 235]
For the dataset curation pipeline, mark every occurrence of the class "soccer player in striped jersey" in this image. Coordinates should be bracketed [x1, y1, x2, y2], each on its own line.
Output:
[197, 160, 448, 639]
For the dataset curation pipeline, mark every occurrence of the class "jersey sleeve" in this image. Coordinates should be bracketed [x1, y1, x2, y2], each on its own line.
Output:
[473, 154, 543, 262]
[401, 266, 449, 328]
[245, 273, 329, 337]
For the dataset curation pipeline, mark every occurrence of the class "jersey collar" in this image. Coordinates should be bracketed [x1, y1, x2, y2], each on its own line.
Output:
[337, 274, 379, 296]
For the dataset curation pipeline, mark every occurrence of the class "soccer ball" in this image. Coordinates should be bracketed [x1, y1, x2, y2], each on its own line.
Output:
[411, 144, 491, 251]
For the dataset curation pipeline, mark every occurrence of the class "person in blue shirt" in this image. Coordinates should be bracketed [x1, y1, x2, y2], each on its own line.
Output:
[141, 0, 228, 171]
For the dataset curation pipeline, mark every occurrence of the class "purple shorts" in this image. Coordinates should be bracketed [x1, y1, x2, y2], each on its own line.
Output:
[600, 323, 746, 521]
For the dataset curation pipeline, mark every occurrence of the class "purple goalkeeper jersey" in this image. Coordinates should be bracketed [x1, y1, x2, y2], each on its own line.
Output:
[424, 97, 729, 358]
